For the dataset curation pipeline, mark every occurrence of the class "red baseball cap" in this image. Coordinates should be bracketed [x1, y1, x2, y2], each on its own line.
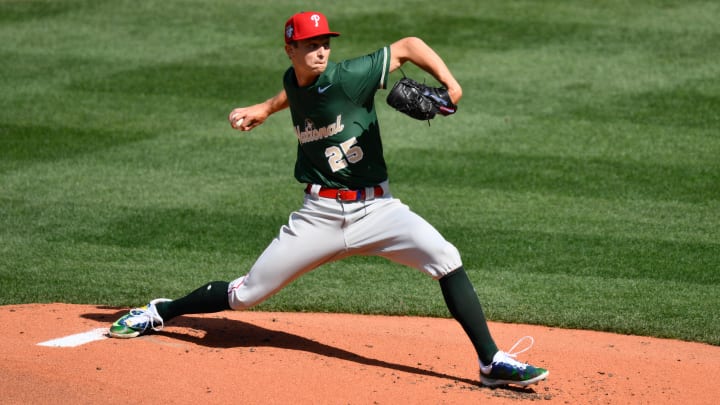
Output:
[284, 11, 340, 44]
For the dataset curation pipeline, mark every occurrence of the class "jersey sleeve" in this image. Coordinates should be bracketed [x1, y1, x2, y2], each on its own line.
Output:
[338, 46, 391, 105]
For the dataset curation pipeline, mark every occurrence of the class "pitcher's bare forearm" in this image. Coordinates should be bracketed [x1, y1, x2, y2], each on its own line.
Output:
[229, 90, 289, 131]
[389, 37, 462, 104]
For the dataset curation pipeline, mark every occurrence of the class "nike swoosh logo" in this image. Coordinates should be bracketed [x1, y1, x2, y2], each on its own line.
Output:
[318, 84, 333, 94]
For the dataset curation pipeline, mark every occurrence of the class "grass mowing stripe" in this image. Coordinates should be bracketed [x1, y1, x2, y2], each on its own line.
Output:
[474, 270, 720, 345]
[393, 148, 718, 204]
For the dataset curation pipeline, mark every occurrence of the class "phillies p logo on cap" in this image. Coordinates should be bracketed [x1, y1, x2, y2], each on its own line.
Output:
[284, 11, 340, 44]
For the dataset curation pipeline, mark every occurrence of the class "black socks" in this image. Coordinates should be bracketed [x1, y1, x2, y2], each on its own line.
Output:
[155, 281, 231, 322]
[152, 272, 498, 365]
[439, 267, 498, 365]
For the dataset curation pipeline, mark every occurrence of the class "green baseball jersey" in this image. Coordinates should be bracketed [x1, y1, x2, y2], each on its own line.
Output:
[283, 46, 391, 189]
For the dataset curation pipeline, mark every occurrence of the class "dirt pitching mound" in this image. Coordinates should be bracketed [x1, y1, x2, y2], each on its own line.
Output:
[1, 303, 718, 404]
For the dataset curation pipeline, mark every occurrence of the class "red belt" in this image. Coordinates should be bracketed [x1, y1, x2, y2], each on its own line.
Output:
[305, 184, 384, 202]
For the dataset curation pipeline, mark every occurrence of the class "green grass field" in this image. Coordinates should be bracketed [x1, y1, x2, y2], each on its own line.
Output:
[1, 0, 718, 345]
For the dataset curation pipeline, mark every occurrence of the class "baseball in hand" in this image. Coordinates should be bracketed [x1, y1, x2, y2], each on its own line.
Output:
[235, 117, 244, 127]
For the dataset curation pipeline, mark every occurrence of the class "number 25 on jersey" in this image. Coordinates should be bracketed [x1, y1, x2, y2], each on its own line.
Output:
[325, 137, 364, 172]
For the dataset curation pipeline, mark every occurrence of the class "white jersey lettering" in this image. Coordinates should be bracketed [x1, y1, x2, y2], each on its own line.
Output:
[294, 114, 345, 144]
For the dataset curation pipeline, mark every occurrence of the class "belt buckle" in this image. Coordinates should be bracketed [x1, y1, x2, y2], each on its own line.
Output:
[336, 189, 362, 202]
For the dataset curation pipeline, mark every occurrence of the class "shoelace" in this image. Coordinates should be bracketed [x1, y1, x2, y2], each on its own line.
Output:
[147, 305, 165, 332]
[507, 335, 534, 357]
[130, 305, 164, 332]
[495, 336, 535, 370]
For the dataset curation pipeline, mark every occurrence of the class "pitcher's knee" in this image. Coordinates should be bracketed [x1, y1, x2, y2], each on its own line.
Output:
[227, 276, 262, 310]
[425, 242, 462, 279]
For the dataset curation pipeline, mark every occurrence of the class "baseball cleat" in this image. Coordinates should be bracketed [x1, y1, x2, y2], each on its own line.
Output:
[109, 298, 171, 338]
[479, 336, 549, 387]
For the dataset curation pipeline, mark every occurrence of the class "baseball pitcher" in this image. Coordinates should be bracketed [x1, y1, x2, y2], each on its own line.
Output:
[109, 11, 548, 388]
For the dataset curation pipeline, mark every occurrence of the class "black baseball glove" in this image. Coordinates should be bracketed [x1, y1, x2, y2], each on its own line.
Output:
[386, 77, 457, 121]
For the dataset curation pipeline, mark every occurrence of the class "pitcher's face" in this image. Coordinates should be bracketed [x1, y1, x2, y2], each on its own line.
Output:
[286, 36, 332, 84]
